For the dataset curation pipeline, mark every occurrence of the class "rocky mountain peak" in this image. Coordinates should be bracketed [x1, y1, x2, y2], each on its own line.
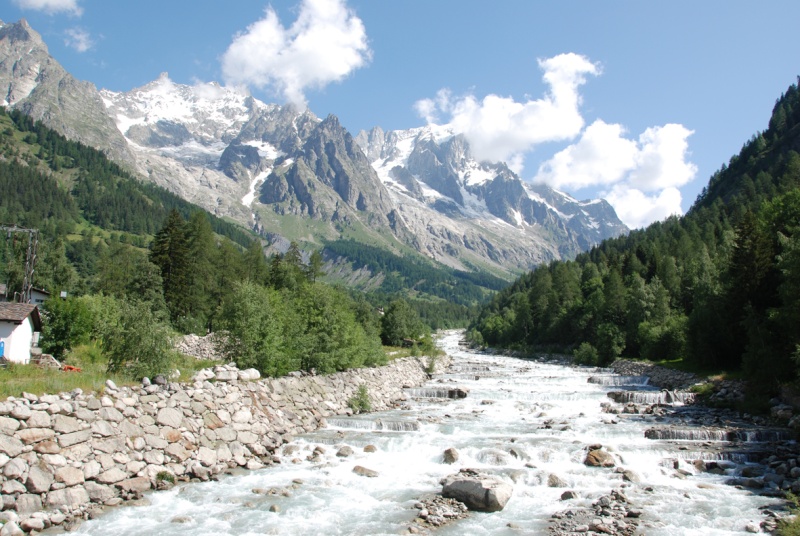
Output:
[0, 17, 629, 277]
[0, 19, 42, 47]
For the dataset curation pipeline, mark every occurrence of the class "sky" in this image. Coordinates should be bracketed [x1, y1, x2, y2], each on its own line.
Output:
[5, 0, 800, 229]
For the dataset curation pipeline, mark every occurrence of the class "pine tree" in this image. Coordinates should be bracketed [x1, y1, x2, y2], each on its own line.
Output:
[150, 209, 190, 323]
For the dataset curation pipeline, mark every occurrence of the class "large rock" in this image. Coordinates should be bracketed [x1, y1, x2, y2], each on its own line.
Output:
[0, 417, 21, 435]
[443, 447, 459, 464]
[352, 465, 379, 478]
[0, 434, 24, 457]
[55, 466, 85, 487]
[45, 485, 90, 509]
[441, 470, 513, 512]
[14, 494, 42, 514]
[584, 445, 615, 468]
[52, 415, 82, 434]
[16, 427, 56, 444]
[58, 429, 92, 448]
[25, 464, 54, 493]
[84, 481, 118, 503]
[156, 407, 184, 428]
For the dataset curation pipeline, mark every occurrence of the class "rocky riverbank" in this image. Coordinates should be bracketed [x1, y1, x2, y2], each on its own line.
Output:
[0, 354, 450, 534]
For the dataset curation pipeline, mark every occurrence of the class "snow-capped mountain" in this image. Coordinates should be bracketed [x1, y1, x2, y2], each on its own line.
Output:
[0, 18, 627, 276]
[355, 126, 628, 268]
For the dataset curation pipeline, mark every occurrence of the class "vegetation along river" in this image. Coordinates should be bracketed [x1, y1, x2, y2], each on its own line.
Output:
[71, 332, 786, 535]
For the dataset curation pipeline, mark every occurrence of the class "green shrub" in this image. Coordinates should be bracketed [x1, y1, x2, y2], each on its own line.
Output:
[573, 342, 599, 366]
[155, 471, 175, 484]
[778, 493, 800, 535]
[105, 299, 176, 380]
[348, 385, 372, 414]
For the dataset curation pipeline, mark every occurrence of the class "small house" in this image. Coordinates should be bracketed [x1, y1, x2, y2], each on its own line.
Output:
[30, 287, 50, 306]
[0, 303, 42, 364]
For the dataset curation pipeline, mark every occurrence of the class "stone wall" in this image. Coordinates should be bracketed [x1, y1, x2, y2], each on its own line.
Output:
[0, 354, 450, 534]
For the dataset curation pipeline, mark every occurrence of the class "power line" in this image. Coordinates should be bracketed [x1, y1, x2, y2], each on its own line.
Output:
[0, 224, 39, 304]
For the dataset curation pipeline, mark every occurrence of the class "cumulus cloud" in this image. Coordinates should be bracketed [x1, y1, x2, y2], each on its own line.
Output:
[64, 27, 93, 52]
[12, 0, 81, 15]
[605, 186, 684, 230]
[535, 120, 696, 228]
[414, 53, 599, 165]
[221, 0, 371, 107]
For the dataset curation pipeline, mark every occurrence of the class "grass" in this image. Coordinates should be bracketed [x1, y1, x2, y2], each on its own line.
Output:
[0, 343, 219, 400]
[651, 356, 745, 381]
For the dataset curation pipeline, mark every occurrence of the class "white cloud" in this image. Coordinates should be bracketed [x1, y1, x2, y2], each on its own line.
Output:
[605, 186, 684, 229]
[221, 0, 371, 107]
[536, 120, 637, 190]
[628, 124, 697, 191]
[12, 0, 81, 15]
[64, 27, 93, 52]
[534, 120, 696, 228]
[414, 53, 599, 165]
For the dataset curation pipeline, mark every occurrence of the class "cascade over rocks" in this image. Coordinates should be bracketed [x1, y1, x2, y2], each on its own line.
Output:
[0, 354, 450, 532]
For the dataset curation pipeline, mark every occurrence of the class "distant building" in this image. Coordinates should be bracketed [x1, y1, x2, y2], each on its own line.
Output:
[0, 303, 42, 364]
[29, 287, 50, 306]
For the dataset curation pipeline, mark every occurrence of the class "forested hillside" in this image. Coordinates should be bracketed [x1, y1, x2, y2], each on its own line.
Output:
[0, 106, 443, 380]
[470, 79, 800, 401]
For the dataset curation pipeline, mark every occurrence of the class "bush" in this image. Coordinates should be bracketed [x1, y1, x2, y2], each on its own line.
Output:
[381, 298, 424, 346]
[573, 342, 599, 366]
[40, 297, 93, 359]
[348, 385, 372, 414]
[155, 471, 175, 484]
[105, 299, 176, 380]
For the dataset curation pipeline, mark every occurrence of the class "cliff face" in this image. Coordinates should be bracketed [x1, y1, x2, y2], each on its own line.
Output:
[0, 19, 134, 166]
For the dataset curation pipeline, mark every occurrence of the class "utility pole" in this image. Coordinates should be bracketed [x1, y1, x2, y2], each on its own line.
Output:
[0, 224, 39, 304]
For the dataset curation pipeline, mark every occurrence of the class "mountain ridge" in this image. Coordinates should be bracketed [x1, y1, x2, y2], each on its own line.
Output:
[0, 18, 628, 278]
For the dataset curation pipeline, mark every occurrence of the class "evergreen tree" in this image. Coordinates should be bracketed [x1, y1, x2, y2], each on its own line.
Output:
[150, 209, 190, 323]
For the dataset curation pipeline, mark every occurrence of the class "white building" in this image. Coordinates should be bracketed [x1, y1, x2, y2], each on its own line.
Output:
[0, 303, 42, 364]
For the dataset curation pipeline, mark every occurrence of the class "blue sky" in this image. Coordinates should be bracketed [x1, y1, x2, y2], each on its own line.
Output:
[6, 0, 800, 228]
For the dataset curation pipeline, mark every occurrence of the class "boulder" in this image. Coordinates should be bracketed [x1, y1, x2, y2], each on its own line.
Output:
[45, 486, 90, 509]
[238, 369, 261, 381]
[58, 429, 92, 448]
[52, 415, 82, 434]
[14, 494, 42, 514]
[156, 407, 184, 428]
[0, 434, 24, 457]
[443, 447, 459, 464]
[25, 464, 55, 493]
[441, 469, 513, 512]
[547, 474, 568, 488]
[0, 521, 24, 536]
[352, 465, 379, 478]
[118, 477, 151, 493]
[0, 417, 21, 435]
[584, 445, 615, 468]
[336, 446, 354, 458]
[55, 466, 85, 487]
[16, 427, 56, 444]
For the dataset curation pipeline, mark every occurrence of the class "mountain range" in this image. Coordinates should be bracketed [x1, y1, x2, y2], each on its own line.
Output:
[0, 18, 627, 278]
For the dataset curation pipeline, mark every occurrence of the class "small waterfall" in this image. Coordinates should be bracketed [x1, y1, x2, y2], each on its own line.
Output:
[645, 427, 792, 442]
[646, 427, 732, 441]
[587, 375, 650, 386]
[608, 390, 696, 405]
[404, 387, 468, 399]
[325, 418, 420, 432]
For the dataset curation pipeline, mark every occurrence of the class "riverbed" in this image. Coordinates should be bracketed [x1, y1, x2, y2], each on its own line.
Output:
[71, 332, 782, 535]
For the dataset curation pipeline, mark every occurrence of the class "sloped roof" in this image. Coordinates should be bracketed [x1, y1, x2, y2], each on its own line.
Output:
[0, 303, 42, 331]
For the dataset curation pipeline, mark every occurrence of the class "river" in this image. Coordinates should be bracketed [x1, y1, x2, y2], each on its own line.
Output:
[72, 331, 782, 535]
